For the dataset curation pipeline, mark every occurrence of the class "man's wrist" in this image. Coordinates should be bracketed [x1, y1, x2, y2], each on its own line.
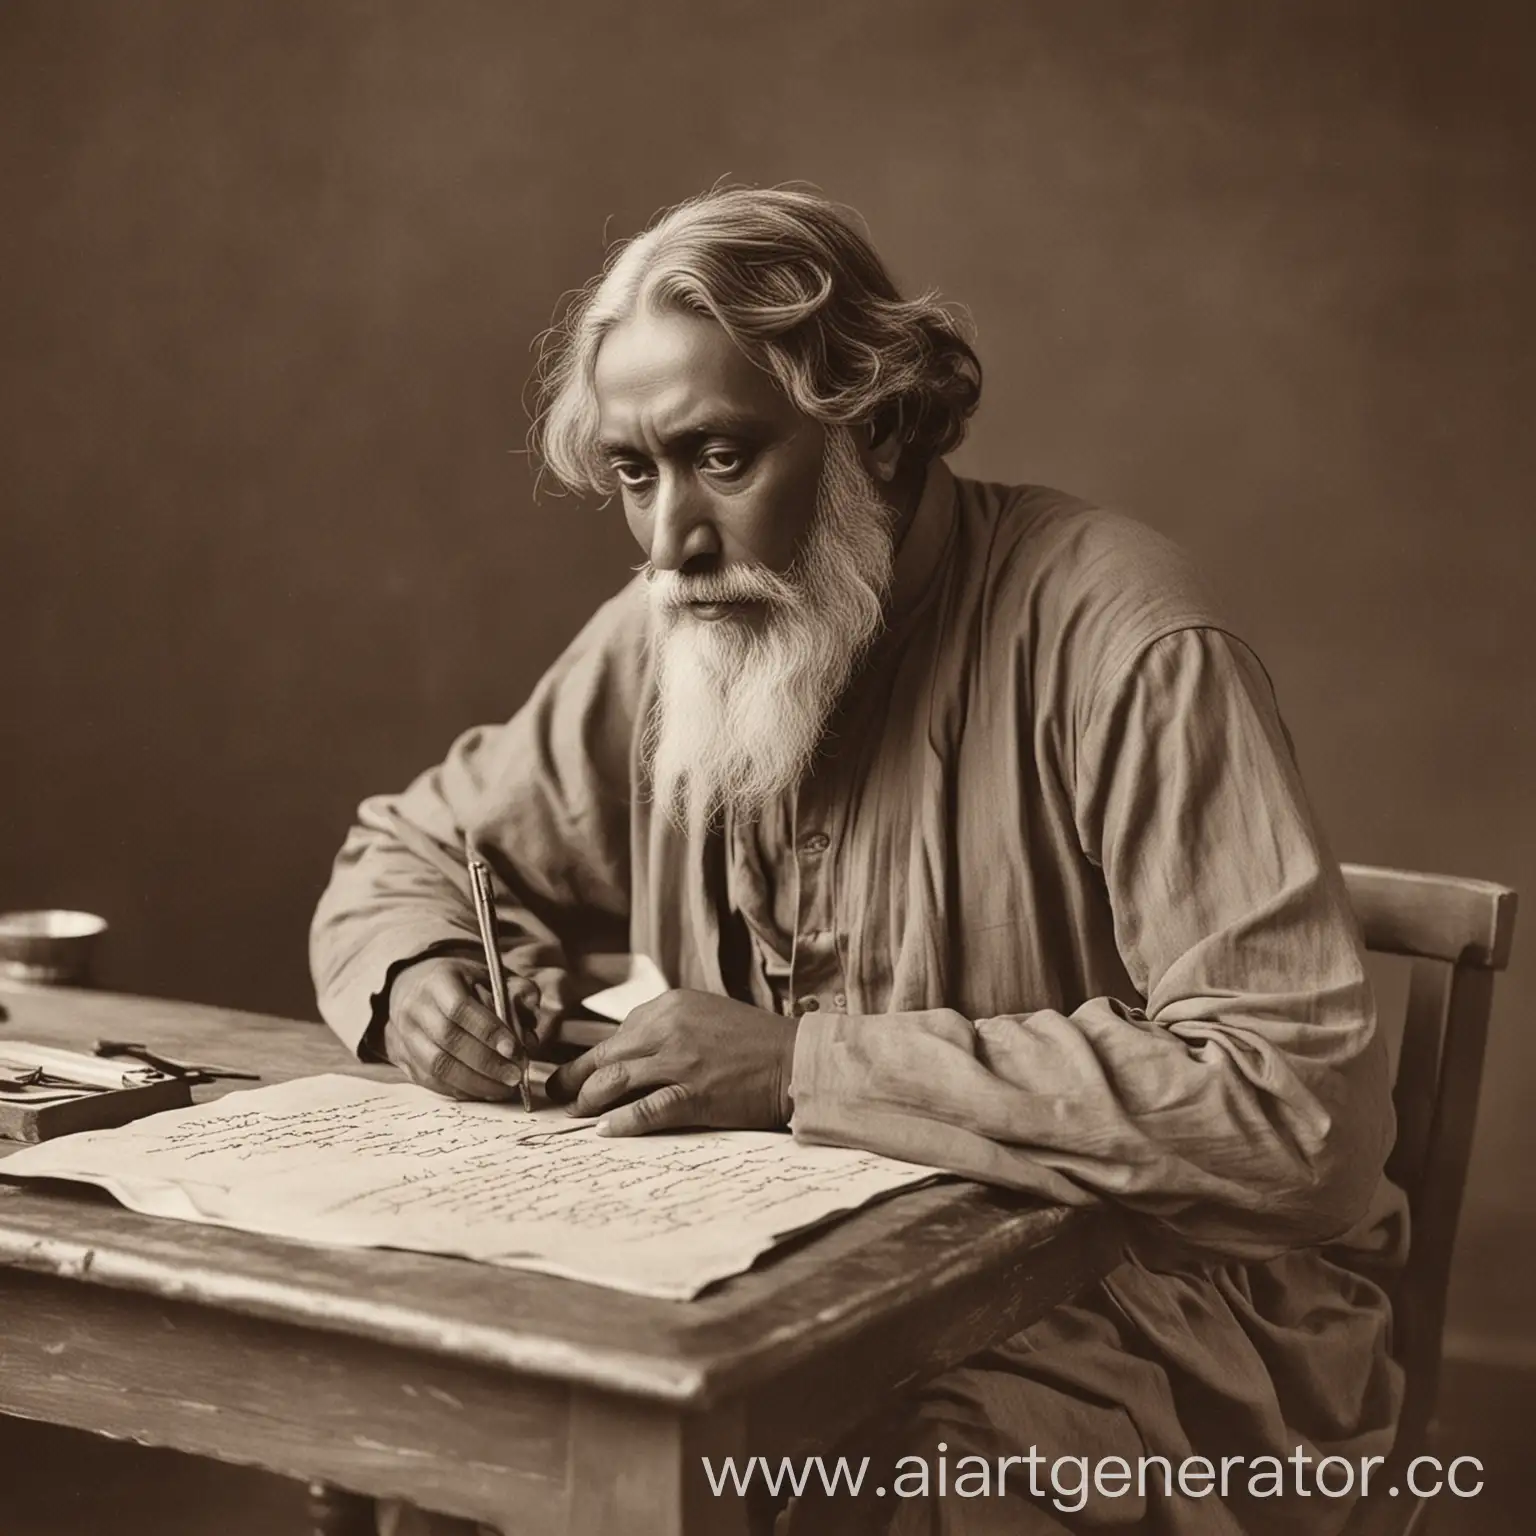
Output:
[362, 939, 485, 1063]
[358, 1012, 392, 1064]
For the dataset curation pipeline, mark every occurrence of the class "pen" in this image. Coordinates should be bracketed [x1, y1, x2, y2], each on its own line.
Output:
[467, 852, 534, 1112]
[0, 1042, 163, 1089]
[93, 1041, 262, 1083]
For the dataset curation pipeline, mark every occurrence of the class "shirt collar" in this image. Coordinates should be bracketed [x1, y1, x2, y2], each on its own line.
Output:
[885, 457, 959, 628]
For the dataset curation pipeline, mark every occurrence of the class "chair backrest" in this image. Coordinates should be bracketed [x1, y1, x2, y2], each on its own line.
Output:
[1339, 862, 1518, 1466]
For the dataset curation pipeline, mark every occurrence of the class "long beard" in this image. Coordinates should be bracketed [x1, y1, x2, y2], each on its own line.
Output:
[643, 430, 896, 830]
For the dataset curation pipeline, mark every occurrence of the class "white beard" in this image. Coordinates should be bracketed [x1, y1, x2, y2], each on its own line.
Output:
[644, 429, 896, 830]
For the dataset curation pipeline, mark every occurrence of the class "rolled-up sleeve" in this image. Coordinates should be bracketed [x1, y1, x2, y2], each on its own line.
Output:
[310, 580, 648, 1056]
[790, 627, 1394, 1260]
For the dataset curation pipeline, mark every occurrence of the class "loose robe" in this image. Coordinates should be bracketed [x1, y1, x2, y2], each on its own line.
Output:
[312, 462, 1405, 1535]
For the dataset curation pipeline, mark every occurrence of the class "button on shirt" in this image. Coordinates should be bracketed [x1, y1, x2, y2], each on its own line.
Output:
[726, 800, 846, 1019]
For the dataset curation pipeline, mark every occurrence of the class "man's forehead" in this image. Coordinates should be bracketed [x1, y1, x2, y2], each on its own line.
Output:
[592, 308, 794, 445]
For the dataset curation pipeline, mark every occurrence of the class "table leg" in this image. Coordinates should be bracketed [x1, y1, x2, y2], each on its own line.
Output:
[565, 1395, 773, 1536]
[306, 1482, 377, 1536]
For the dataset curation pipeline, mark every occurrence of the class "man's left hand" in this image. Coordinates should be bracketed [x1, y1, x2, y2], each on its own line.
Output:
[545, 989, 799, 1136]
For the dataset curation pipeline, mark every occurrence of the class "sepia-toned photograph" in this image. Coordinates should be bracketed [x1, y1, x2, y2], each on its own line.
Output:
[0, 3, 1530, 1533]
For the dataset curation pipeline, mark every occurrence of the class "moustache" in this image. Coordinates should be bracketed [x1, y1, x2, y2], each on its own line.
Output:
[645, 563, 799, 612]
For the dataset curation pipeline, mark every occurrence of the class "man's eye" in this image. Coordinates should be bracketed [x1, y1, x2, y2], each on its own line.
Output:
[699, 447, 747, 477]
[612, 461, 655, 489]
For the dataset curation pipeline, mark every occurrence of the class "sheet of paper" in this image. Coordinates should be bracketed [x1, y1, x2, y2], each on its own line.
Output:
[581, 953, 669, 1021]
[0, 1074, 936, 1299]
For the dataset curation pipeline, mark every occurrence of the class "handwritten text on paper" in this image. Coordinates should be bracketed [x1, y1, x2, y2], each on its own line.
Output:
[0, 1074, 936, 1298]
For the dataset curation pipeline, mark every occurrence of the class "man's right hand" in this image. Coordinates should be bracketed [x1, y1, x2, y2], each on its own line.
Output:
[382, 956, 539, 1100]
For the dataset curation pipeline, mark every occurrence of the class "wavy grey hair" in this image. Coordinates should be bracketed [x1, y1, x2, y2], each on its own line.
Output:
[532, 186, 982, 495]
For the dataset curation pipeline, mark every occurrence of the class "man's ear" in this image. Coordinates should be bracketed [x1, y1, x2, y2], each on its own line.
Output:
[859, 408, 904, 484]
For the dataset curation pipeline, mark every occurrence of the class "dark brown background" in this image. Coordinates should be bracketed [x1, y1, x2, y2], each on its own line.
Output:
[2, 0, 1532, 1365]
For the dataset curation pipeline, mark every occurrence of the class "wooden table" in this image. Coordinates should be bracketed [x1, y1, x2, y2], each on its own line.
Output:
[0, 986, 1122, 1535]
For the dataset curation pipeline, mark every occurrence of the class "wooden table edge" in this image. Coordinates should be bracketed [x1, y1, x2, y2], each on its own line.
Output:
[0, 1187, 1122, 1408]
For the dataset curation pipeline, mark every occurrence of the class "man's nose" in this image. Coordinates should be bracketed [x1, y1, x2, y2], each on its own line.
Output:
[647, 478, 722, 572]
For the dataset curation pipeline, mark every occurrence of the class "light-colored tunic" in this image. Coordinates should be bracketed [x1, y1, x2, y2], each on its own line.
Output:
[311, 463, 1405, 1534]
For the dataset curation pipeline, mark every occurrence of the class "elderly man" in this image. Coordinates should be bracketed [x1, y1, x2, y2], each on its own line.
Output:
[311, 186, 1404, 1535]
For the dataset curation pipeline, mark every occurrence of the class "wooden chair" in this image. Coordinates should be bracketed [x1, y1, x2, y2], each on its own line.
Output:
[1338, 862, 1518, 1536]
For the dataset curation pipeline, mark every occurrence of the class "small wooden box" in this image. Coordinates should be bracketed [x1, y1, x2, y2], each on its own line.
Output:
[0, 1076, 194, 1144]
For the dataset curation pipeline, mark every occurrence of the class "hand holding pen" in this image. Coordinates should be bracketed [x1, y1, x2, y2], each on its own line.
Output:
[382, 956, 539, 1104]
[377, 852, 540, 1104]
[466, 853, 536, 1111]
